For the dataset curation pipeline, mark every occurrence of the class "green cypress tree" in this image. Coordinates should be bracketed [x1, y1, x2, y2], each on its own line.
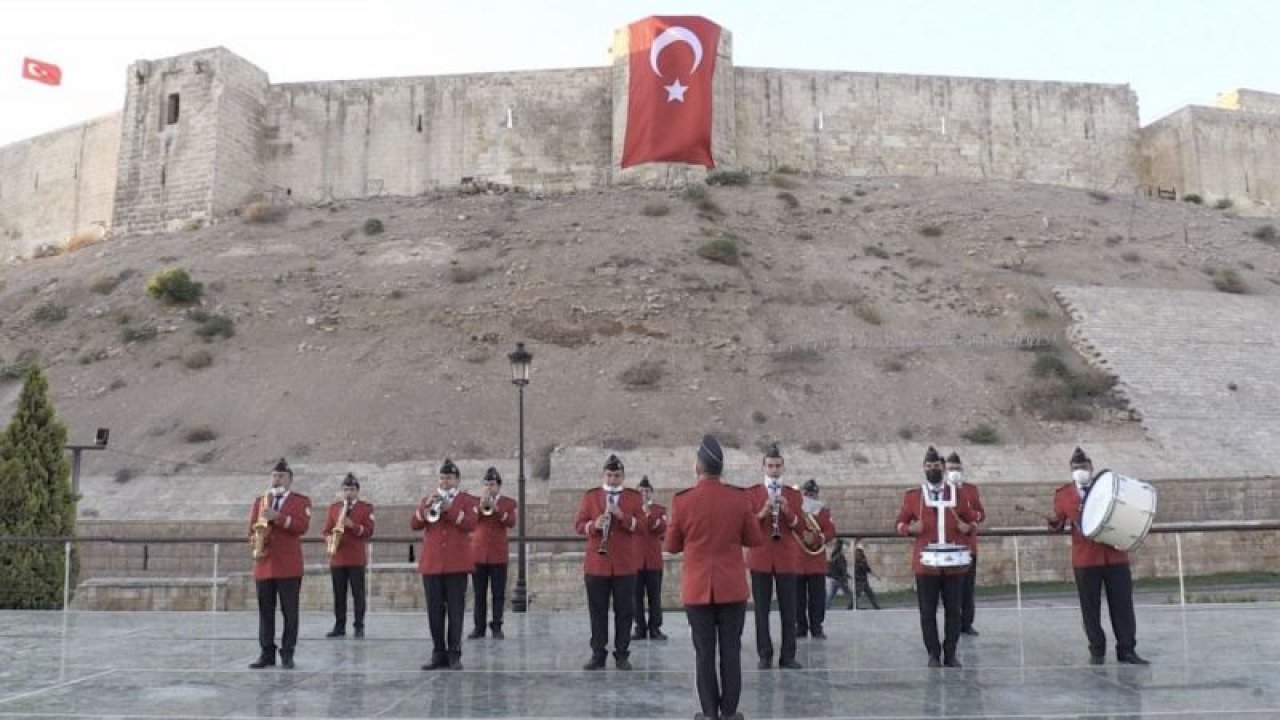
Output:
[0, 365, 75, 609]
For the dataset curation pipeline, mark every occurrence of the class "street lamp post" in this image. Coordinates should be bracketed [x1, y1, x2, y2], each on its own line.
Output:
[508, 342, 532, 613]
[67, 428, 110, 496]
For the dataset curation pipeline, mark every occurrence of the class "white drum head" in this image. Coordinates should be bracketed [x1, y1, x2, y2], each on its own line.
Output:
[1080, 470, 1116, 537]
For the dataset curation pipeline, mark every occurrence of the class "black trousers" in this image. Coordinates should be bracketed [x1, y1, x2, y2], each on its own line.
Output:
[961, 553, 978, 630]
[795, 573, 827, 634]
[584, 574, 636, 658]
[855, 579, 881, 610]
[1074, 563, 1137, 657]
[633, 568, 663, 633]
[915, 572, 963, 659]
[750, 571, 798, 662]
[423, 573, 468, 660]
[330, 565, 367, 629]
[256, 576, 302, 654]
[472, 563, 508, 631]
[687, 602, 747, 719]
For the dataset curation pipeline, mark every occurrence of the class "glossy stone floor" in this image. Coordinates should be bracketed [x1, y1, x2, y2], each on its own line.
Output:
[1, 601, 1278, 719]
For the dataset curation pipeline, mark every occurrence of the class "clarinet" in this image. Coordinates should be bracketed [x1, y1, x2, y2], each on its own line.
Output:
[598, 492, 617, 555]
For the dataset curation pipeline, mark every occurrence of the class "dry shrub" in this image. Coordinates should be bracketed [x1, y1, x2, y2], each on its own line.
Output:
[619, 360, 664, 389]
[183, 425, 218, 443]
[64, 227, 106, 252]
[697, 237, 740, 265]
[641, 202, 671, 217]
[770, 174, 800, 190]
[244, 201, 289, 223]
[449, 266, 485, 284]
[181, 347, 213, 370]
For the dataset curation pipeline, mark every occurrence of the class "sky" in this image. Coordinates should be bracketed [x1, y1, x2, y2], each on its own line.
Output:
[2, 0, 1277, 147]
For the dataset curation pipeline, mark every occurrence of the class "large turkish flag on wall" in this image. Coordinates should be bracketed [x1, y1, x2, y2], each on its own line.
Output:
[621, 16, 720, 168]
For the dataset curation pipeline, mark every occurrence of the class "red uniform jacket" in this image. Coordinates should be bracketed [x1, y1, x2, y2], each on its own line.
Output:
[745, 483, 805, 575]
[248, 491, 311, 580]
[665, 478, 765, 605]
[1048, 482, 1130, 568]
[953, 483, 986, 554]
[322, 499, 375, 568]
[471, 494, 518, 565]
[799, 505, 837, 575]
[575, 487, 644, 577]
[411, 492, 479, 575]
[895, 485, 977, 576]
[636, 502, 668, 571]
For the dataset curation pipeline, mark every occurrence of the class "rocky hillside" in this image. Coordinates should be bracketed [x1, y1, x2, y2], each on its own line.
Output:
[2, 174, 1277, 479]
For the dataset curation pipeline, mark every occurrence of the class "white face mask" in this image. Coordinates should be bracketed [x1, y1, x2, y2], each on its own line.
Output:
[1072, 469, 1092, 486]
[947, 470, 964, 485]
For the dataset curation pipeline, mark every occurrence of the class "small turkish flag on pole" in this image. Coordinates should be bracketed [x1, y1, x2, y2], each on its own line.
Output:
[621, 16, 720, 168]
[22, 57, 62, 86]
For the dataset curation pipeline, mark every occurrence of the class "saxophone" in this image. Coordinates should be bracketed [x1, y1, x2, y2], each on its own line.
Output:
[327, 500, 350, 556]
[250, 489, 273, 561]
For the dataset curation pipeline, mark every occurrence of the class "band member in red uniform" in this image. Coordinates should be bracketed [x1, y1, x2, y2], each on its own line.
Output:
[746, 443, 805, 669]
[470, 467, 517, 639]
[1046, 447, 1148, 665]
[896, 446, 976, 668]
[574, 454, 643, 670]
[323, 473, 375, 638]
[795, 478, 836, 639]
[946, 452, 985, 636]
[248, 458, 311, 669]
[412, 459, 478, 670]
[665, 434, 764, 720]
[632, 475, 668, 641]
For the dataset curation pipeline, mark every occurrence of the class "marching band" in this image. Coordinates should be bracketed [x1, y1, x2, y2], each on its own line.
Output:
[244, 439, 1155, 716]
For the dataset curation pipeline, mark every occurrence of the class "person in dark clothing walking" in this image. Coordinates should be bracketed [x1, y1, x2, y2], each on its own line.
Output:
[852, 541, 881, 610]
[825, 539, 854, 609]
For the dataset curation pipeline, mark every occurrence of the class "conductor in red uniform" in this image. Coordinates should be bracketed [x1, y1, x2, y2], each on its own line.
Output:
[470, 466, 517, 639]
[248, 458, 312, 669]
[896, 446, 976, 668]
[323, 472, 375, 638]
[746, 443, 805, 669]
[412, 458, 479, 670]
[631, 475, 668, 641]
[1046, 447, 1148, 665]
[574, 454, 643, 670]
[665, 434, 764, 720]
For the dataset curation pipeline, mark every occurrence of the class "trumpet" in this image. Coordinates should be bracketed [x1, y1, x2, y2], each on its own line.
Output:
[480, 491, 497, 516]
[425, 494, 446, 523]
[250, 488, 273, 560]
[327, 499, 350, 556]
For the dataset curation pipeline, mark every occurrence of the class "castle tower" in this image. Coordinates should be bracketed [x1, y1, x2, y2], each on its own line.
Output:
[112, 48, 269, 235]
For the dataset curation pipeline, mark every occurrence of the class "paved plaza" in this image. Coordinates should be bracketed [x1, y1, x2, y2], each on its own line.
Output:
[2, 601, 1278, 719]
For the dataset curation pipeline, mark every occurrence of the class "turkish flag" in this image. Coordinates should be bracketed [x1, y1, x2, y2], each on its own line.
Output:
[621, 16, 720, 168]
[22, 57, 62, 86]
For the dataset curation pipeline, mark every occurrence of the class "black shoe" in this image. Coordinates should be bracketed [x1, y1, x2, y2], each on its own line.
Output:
[650, 629, 668, 641]
[615, 656, 633, 670]
[943, 656, 962, 668]
[779, 659, 803, 670]
[1089, 654, 1105, 665]
[583, 656, 607, 670]
[811, 629, 826, 640]
[448, 657, 464, 670]
[280, 652, 295, 669]
[757, 657, 772, 670]
[796, 628, 809, 638]
[960, 627, 979, 636]
[467, 629, 485, 640]
[491, 627, 504, 639]
[723, 714, 745, 720]
[928, 655, 942, 668]
[248, 651, 276, 669]
[422, 656, 449, 671]
[632, 629, 648, 640]
[353, 626, 364, 638]
[325, 627, 345, 638]
[1118, 653, 1150, 665]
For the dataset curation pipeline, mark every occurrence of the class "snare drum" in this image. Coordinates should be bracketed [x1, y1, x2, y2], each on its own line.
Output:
[920, 542, 972, 569]
[1080, 470, 1157, 552]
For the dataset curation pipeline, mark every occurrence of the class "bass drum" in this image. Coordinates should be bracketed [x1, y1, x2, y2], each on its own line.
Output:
[1080, 470, 1157, 552]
